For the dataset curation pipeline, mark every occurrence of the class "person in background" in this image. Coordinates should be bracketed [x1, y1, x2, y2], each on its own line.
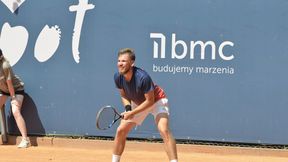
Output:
[0, 48, 29, 148]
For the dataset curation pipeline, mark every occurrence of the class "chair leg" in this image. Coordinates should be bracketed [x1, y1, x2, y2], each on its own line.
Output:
[0, 105, 8, 143]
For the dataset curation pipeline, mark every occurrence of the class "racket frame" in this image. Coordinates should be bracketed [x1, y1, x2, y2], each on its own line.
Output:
[96, 105, 122, 130]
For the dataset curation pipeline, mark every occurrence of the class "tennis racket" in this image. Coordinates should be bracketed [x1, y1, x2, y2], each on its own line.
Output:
[96, 105, 123, 130]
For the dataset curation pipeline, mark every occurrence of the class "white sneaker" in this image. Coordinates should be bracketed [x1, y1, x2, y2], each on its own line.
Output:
[17, 139, 29, 148]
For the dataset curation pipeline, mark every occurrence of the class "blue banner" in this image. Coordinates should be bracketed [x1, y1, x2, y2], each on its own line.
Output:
[1, 0, 288, 144]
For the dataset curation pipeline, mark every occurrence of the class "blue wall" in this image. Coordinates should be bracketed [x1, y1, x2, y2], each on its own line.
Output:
[1, 0, 288, 144]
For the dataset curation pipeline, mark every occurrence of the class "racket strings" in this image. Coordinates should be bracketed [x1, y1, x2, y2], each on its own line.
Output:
[97, 107, 119, 130]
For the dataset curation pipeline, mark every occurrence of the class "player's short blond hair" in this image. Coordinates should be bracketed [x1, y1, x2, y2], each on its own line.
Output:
[118, 48, 136, 61]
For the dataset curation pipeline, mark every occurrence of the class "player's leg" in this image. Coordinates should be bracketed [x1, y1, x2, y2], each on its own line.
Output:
[112, 120, 136, 162]
[10, 94, 29, 148]
[112, 101, 151, 162]
[155, 113, 178, 161]
[152, 98, 178, 161]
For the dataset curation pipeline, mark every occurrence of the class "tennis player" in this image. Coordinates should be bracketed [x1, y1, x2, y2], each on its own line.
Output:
[112, 48, 178, 162]
[0, 49, 29, 148]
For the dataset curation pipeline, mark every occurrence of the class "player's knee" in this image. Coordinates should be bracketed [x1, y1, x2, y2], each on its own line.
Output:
[116, 126, 129, 136]
[158, 127, 170, 140]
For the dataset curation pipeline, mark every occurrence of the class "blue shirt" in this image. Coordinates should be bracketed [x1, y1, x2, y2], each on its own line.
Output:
[114, 67, 155, 105]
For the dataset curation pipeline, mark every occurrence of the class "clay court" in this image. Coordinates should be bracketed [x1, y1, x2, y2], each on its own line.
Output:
[0, 136, 287, 162]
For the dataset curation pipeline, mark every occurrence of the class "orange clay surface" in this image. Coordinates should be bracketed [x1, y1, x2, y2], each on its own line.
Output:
[0, 136, 288, 162]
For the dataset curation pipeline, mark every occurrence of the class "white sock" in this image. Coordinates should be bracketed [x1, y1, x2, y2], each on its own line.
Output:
[112, 154, 121, 162]
[170, 160, 178, 162]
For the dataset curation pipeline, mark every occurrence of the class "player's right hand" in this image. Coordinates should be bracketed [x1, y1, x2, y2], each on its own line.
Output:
[121, 111, 134, 120]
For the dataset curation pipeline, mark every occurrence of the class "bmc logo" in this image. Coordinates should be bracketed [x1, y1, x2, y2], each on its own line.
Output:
[150, 33, 235, 61]
[0, 0, 95, 66]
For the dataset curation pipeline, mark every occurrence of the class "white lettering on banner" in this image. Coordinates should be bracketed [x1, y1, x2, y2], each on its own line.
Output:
[150, 33, 166, 58]
[1, 0, 25, 13]
[150, 33, 236, 75]
[190, 40, 216, 60]
[219, 41, 234, 60]
[150, 33, 235, 60]
[0, 23, 28, 66]
[152, 64, 234, 75]
[171, 33, 188, 59]
[0, 0, 95, 66]
[69, 0, 95, 63]
[34, 25, 61, 62]
[195, 66, 234, 74]
[153, 64, 194, 75]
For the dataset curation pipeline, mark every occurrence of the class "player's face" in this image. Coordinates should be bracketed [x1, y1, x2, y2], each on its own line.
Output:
[117, 53, 134, 75]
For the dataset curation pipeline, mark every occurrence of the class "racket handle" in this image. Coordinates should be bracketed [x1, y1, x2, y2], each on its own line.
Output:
[125, 105, 132, 112]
